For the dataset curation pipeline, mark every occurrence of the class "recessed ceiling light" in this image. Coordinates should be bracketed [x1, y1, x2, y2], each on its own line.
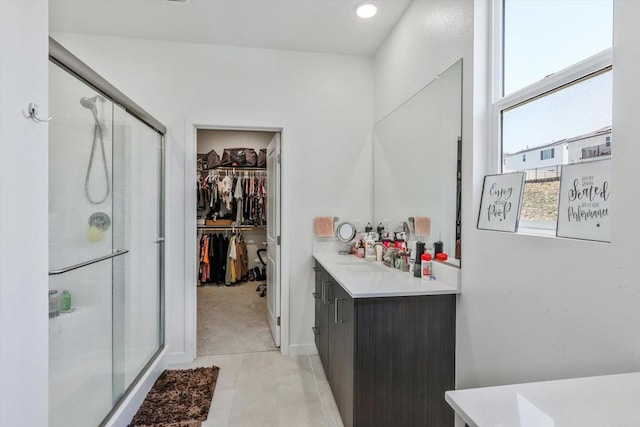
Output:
[355, 2, 378, 19]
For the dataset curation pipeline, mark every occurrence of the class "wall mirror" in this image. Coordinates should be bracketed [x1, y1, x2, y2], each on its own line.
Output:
[373, 59, 462, 267]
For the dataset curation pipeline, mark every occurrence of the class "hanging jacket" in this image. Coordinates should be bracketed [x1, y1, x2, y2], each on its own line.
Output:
[234, 237, 249, 281]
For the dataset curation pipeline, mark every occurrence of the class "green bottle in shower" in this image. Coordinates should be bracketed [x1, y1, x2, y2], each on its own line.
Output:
[61, 290, 72, 312]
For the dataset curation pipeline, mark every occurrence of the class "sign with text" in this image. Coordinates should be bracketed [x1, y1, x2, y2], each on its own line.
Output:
[477, 172, 525, 232]
[556, 159, 611, 242]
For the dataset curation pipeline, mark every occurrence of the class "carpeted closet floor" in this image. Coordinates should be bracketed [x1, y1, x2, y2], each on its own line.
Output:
[197, 283, 277, 356]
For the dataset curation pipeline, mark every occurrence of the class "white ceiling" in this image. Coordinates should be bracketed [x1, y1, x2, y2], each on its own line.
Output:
[49, 0, 412, 56]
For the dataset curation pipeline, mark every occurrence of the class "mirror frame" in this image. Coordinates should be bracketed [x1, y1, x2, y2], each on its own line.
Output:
[336, 222, 357, 242]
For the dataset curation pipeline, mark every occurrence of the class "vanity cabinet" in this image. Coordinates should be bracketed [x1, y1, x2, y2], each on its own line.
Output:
[327, 278, 354, 424]
[312, 265, 330, 368]
[313, 261, 456, 427]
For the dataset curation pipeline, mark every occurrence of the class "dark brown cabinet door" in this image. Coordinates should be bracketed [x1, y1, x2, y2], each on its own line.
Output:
[313, 264, 330, 369]
[326, 280, 341, 411]
[314, 264, 455, 427]
[335, 284, 354, 427]
[354, 295, 456, 426]
[327, 280, 355, 427]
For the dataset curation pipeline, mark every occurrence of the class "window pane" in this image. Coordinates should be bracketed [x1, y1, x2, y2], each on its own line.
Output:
[502, 70, 612, 224]
[504, 0, 613, 95]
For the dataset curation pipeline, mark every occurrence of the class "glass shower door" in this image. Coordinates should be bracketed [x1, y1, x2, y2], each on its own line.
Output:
[49, 62, 121, 427]
[112, 105, 164, 400]
[49, 60, 164, 427]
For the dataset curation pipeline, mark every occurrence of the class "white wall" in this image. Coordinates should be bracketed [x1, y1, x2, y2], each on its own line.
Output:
[456, 0, 640, 391]
[0, 1, 49, 426]
[374, 0, 473, 122]
[375, 0, 640, 407]
[51, 33, 374, 359]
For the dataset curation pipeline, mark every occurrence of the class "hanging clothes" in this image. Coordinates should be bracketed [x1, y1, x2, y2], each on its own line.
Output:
[221, 175, 233, 210]
[225, 235, 237, 285]
[196, 164, 267, 286]
[235, 235, 249, 282]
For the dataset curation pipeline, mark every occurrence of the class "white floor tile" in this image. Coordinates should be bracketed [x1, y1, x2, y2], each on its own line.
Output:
[167, 352, 338, 427]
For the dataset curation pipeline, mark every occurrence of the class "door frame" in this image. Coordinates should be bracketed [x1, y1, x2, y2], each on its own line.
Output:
[183, 122, 289, 362]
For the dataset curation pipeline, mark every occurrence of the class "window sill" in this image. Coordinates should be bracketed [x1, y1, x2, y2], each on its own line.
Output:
[516, 226, 556, 238]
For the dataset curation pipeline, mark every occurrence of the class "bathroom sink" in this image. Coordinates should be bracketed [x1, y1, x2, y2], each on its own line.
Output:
[336, 260, 367, 266]
[337, 262, 389, 273]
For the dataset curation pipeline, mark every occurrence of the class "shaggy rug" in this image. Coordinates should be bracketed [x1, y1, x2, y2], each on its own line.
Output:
[129, 366, 220, 427]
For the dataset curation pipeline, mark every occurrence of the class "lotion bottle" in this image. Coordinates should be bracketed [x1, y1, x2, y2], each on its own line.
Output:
[421, 253, 433, 278]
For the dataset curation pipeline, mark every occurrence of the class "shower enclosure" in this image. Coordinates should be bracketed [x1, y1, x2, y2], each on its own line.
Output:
[48, 39, 165, 427]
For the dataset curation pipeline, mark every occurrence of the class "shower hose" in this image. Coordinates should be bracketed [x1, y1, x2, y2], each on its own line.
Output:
[85, 122, 110, 204]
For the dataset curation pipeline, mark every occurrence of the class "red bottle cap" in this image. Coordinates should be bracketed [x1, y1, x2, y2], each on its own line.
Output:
[435, 253, 448, 261]
[421, 253, 432, 261]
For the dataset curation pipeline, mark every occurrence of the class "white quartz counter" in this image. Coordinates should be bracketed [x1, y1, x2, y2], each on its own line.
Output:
[445, 372, 640, 427]
[313, 252, 460, 298]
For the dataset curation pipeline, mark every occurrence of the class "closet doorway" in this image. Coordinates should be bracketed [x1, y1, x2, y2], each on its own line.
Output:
[195, 129, 281, 356]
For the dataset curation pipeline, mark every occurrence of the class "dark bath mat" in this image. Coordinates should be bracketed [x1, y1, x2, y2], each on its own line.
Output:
[129, 366, 220, 427]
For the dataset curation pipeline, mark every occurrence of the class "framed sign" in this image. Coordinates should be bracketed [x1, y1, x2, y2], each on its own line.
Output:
[477, 172, 525, 232]
[556, 159, 611, 242]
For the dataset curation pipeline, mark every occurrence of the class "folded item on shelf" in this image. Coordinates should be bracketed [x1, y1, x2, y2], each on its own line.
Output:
[205, 149, 221, 169]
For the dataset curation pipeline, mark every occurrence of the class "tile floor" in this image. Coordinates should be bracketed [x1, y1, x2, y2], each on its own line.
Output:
[170, 351, 344, 427]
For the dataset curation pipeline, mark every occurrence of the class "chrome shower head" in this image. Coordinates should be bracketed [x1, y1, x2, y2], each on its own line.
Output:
[80, 95, 106, 127]
[80, 95, 105, 111]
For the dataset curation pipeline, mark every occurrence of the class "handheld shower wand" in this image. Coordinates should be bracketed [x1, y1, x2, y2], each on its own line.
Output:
[80, 94, 110, 204]
[80, 95, 105, 127]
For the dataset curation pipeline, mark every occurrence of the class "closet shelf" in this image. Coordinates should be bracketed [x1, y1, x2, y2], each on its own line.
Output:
[197, 225, 266, 231]
[198, 166, 267, 173]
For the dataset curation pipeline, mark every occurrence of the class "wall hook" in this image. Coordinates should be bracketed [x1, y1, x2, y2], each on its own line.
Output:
[25, 103, 52, 123]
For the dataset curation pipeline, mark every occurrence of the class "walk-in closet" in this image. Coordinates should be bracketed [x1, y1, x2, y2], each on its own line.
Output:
[196, 129, 279, 356]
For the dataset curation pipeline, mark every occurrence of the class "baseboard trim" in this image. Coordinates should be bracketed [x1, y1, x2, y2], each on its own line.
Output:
[288, 343, 318, 356]
[166, 350, 192, 365]
[105, 349, 168, 427]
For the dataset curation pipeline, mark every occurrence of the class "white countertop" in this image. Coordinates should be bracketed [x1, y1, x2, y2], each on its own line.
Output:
[445, 372, 640, 427]
[312, 252, 460, 298]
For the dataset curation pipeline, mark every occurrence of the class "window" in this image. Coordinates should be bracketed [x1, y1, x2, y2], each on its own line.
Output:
[503, 0, 613, 96]
[540, 148, 554, 161]
[494, 0, 613, 232]
[522, 154, 526, 162]
[605, 136, 611, 147]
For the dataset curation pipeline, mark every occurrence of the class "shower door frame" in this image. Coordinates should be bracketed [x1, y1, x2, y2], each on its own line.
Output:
[48, 37, 167, 426]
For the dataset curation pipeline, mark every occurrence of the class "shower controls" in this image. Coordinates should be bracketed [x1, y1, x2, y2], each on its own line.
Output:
[89, 212, 111, 231]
